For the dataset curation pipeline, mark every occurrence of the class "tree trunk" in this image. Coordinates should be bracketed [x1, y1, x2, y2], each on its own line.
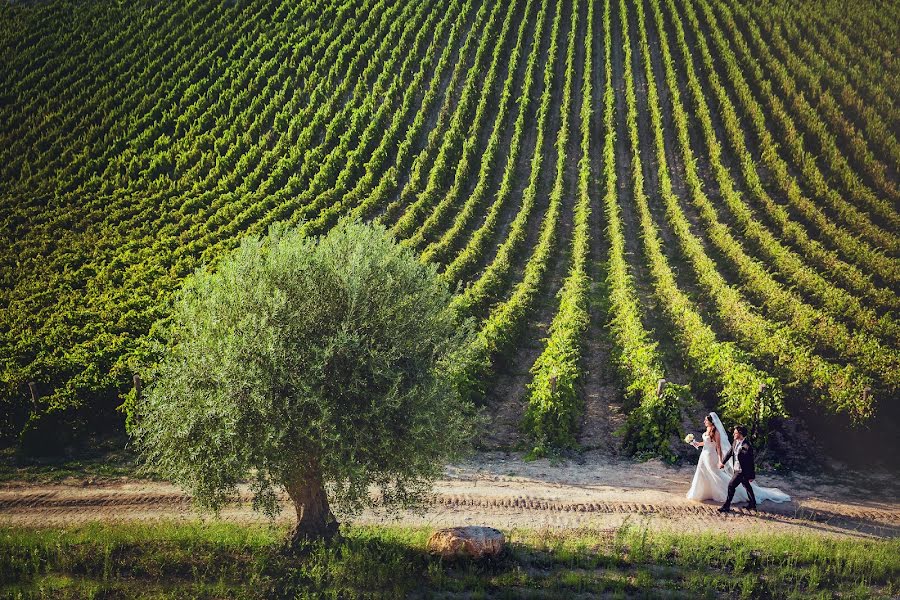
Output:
[283, 464, 339, 550]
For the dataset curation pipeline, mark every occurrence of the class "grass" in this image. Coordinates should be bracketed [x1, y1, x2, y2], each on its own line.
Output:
[0, 520, 897, 598]
[0, 445, 143, 484]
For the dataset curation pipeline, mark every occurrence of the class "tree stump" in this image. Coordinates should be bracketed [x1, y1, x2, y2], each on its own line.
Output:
[426, 526, 505, 559]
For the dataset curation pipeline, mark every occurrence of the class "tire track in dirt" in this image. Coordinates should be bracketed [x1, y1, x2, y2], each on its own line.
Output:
[2, 491, 896, 524]
[3, 484, 897, 539]
[4, 453, 898, 538]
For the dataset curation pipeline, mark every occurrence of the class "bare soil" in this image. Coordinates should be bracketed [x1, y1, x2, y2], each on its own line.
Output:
[2, 452, 897, 540]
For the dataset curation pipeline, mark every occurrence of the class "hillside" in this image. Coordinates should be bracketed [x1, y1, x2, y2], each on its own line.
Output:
[1, 0, 898, 458]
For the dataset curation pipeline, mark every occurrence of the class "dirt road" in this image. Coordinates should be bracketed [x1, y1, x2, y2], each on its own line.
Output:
[2, 452, 898, 539]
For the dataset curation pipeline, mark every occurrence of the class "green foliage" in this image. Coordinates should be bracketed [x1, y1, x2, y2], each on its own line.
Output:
[128, 220, 477, 518]
[344, 0, 480, 227]
[306, 0, 469, 236]
[447, 0, 563, 412]
[622, 0, 777, 431]
[647, 0, 898, 411]
[601, 0, 696, 458]
[2, 522, 898, 598]
[1, 0, 897, 463]
[523, 0, 592, 456]
[392, 0, 516, 246]
[366, 0, 493, 228]
[622, 383, 692, 461]
[666, 0, 898, 310]
[419, 0, 539, 266]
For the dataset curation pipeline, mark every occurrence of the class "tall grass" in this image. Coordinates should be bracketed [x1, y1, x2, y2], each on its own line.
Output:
[1, 521, 897, 598]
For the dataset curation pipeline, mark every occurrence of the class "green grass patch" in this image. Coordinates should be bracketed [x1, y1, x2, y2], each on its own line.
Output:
[0, 521, 897, 598]
[0, 447, 142, 484]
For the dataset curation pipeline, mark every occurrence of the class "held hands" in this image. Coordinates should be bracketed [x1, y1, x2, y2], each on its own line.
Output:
[718, 462, 725, 469]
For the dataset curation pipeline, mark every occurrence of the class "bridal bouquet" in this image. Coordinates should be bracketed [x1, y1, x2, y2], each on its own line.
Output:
[684, 433, 695, 444]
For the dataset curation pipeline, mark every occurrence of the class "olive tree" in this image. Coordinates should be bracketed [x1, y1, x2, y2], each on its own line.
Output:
[128, 221, 477, 547]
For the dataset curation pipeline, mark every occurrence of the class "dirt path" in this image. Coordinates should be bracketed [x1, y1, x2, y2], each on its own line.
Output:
[2, 452, 898, 540]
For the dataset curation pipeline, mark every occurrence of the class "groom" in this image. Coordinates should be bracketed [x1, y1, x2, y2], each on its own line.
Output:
[717, 425, 756, 512]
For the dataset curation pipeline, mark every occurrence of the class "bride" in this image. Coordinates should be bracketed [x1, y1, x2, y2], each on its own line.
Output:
[686, 412, 790, 505]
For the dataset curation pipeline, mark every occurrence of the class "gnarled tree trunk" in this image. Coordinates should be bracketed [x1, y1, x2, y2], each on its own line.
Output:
[284, 464, 339, 550]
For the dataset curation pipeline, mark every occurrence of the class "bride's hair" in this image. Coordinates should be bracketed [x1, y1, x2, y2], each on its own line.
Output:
[704, 414, 716, 439]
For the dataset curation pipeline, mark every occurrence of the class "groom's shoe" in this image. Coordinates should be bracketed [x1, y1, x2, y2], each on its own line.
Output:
[717, 506, 731, 513]
[747, 503, 757, 511]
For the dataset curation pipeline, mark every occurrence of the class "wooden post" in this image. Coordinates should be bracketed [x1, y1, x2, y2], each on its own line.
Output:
[133, 374, 142, 401]
[656, 378, 667, 397]
[549, 374, 558, 396]
[27, 382, 39, 409]
[862, 386, 871, 407]
[752, 383, 767, 441]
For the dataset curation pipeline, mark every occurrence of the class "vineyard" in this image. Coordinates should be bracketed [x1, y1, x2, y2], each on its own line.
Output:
[1, 0, 897, 459]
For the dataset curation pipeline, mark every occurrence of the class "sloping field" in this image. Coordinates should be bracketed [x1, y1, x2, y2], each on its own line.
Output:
[1, 0, 897, 456]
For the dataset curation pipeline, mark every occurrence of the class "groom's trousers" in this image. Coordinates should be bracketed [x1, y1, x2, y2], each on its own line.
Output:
[723, 471, 756, 508]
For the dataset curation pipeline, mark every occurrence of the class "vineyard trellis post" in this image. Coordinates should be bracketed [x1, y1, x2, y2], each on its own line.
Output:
[656, 378, 667, 397]
[751, 383, 767, 451]
[27, 382, 39, 410]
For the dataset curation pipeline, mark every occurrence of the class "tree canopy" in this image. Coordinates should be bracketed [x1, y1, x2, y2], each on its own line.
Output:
[128, 220, 477, 544]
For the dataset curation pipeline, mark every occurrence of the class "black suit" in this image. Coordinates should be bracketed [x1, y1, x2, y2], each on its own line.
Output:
[721, 438, 756, 509]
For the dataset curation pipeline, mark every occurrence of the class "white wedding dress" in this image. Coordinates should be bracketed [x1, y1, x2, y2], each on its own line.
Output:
[686, 413, 790, 505]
